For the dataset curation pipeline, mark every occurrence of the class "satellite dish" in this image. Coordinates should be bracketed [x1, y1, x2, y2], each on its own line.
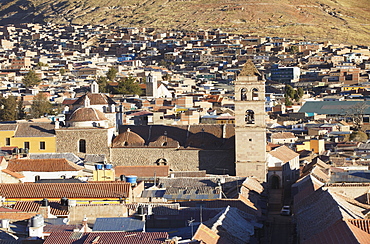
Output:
[62, 218, 69, 224]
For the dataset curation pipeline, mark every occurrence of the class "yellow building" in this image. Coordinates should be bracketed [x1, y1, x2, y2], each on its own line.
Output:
[341, 86, 366, 92]
[0, 122, 56, 153]
[93, 165, 115, 181]
[296, 139, 325, 154]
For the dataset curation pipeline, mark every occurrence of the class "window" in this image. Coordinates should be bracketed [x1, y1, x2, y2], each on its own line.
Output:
[79, 139, 86, 153]
[40, 141, 46, 150]
[5, 138, 10, 146]
[24, 142, 30, 149]
[241, 88, 247, 101]
[245, 110, 255, 124]
[252, 88, 259, 100]
[35, 175, 40, 182]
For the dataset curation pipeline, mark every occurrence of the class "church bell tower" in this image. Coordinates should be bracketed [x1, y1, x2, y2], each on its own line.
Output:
[234, 59, 266, 182]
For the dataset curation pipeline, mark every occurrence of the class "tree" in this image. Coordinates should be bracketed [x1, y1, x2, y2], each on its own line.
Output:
[113, 77, 142, 95]
[349, 131, 368, 142]
[96, 76, 110, 93]
[17, 98, 26, 120]
[345, 102, 369, 130]
[59, 68, 66, 76]
[162, 73, 171, 82]
[36, 62, 48, 67]
[31, 93, 52, 118]
[284, 85, 295, 105]
[106, 67, 118, 81]
[289, 45, 299, 54]
[297, 87, 304, 99]
[0, 96, 17, 121]
[285, 97, 293, 106]
[22, 70, 41, 88]
[284, 85, 295, 99]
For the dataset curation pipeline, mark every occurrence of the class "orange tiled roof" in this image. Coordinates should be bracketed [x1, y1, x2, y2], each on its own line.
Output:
[302, 219, 370, 244]
[0, 212, 37, 221]
[269, 145, 299, 163]
[0, 182, 131, 199]
[1, 169, 25, 179]
[7, 158, 84, 172]
[347, 219, 370, 234]
[13, 201, 69, 216]
[193, 224, 224, 244]
[271, 132, 296, 139]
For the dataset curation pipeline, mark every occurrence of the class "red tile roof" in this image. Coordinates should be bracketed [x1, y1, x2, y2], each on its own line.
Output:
[0, 212, 37, 221]
[13, 201, 69, 216]
[43, 225, 77, 233]
[1, 169, 25, 179]
[347, 219, 370, 234]
[7, 158, 84, 172]
[193, 224, 229, 244]
[43, 231, 168, 244]
[302, 219, 370, 244]
[269, 145, 299, 163]
[0, 182, 131, 199]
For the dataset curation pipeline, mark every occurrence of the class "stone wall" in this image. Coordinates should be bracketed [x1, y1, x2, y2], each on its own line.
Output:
[69, 205, 128, 224]
[110, 148, 235, 175]
[56, 128, 111, 159]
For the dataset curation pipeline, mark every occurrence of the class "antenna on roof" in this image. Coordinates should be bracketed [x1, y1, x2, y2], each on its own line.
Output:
[200, 205, 203, 224]
[188, 218, 194, 237]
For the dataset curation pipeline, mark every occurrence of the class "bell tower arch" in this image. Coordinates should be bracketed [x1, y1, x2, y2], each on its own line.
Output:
[234, 59, 267, 181]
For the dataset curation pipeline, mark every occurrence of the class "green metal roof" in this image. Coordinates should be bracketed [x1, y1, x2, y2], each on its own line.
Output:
[299, 101, 370, 115]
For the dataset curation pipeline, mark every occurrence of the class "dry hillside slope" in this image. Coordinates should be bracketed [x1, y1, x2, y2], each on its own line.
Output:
[0, 0, 369, 45]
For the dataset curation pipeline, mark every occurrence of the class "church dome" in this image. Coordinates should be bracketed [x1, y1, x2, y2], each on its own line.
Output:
[186, 132, 223, 149]
[73, 93, 116, 106]
[69, 107, 108, 122]
[148, 135, 180, 148]
[112, 129, 145, 147]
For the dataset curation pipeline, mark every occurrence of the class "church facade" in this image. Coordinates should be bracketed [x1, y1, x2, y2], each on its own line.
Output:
[55, 61, 267, 181]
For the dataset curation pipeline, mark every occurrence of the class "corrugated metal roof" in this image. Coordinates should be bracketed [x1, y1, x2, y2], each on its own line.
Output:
[299, 101, 370, 115]
[92, 217, 144, 232]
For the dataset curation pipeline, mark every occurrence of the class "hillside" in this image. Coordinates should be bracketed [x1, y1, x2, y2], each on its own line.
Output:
[0, 0, 369, 45]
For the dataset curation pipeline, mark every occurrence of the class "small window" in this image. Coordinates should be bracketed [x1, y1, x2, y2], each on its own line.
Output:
[79, 139, 86, 153]
[35, 175, 40, 182]
[5, 138, 10, 146]
[40, 141, 45, 150]
[249, 139, 252, 141]
[24, 142, 30, 149]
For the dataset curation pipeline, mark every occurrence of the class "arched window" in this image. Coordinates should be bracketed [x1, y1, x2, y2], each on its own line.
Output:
[245, 110, 255, 124]
[252, 88, 259, 100]
[35, 175, 40, 182]
[241, 88, 247, 101]
[79, 139, 86, 153]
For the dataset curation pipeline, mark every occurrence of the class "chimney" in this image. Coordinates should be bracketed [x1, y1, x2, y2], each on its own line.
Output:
[55, 119, 60, 129]
[39, 206, 51, 219]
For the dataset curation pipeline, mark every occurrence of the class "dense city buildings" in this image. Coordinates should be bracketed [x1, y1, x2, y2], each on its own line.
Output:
[0, 23, 370, 243]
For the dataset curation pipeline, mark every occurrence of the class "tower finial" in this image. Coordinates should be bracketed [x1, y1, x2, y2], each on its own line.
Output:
[239, 59, 261, 77]
[91, 81, 99, 94]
